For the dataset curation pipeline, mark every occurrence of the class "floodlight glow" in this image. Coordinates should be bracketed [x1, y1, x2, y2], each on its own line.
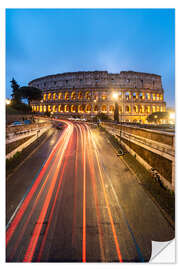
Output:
[112, 93, 118, 100]
[169, 112, 175, 120]
[6, 99, 11, 105]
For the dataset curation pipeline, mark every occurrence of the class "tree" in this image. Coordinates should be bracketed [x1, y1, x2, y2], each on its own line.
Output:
[19, 86, 42, 105]
[146, 112, 168, 124]
[10, 78, 21, 104]
[114, 102, 119, 122]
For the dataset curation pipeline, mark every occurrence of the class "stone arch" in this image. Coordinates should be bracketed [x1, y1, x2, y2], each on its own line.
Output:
[58, 92, 62, 100]
[119, 105, 123, 113]
[53, 93, 56, 100]
[94, 104, 98, 112]
[85, 104, 91, 113]
[64, 104, 70, 112]
[125, 91, 129, 100]
[144, 106, 148, 113]
[71, 104, 76, 113]
[125, 105, 130, 113]
[133, 105, 138, 113]
[132, 92, 136, 100]
[101, 104, 107, 112]
[65, 92, 70, 100]
[78, 104, 84, 113]
[52, 105, 57, 112]
[48, 93, 51, 100]
[109, 105, 114, 113]
[58, 105, 61, 112]
[85, 91, 91, 100]
[152, 106, 156, 113]
[78, 91, 83, 100]
[71, 91, 76, 100]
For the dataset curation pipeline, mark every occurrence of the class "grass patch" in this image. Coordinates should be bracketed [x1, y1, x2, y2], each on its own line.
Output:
[99, 125, 175, 223]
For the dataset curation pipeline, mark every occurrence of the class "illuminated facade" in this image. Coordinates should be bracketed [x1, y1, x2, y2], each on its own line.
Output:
[29, 71, 166, 123]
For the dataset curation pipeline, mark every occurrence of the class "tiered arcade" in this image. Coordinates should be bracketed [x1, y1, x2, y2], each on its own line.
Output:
[29, 70, 166, 123]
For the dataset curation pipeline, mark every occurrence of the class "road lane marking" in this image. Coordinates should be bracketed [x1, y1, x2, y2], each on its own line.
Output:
[91, 128, 145, 262]
[79, 125, 87, 262]
[88, 126, 123, 262]
[72, 124, 80, 246]
[86, 126, 105, 261]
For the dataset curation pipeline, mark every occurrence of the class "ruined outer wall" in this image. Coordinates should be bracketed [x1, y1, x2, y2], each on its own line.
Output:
[29, 70, 162, 90]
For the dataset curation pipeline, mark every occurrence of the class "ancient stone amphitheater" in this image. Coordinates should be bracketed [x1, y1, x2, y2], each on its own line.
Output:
[29, 70, 166, 123]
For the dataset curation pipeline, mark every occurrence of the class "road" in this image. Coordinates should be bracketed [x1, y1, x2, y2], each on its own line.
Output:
[6, 120, 174, 262]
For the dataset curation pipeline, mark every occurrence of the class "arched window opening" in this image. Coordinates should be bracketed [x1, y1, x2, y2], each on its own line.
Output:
[125, 105, 130, 113]
[64, 105, 70, 112]
[86, 104, 91, 113]
[48, 93, 51, 100]
[71, 105, 76, 113]
[85, 91, 91, 100]
[78, 92, 83, 100]
[65, 92, 70, 100]
[109, 105, 114, 113]
[71, 92, 76, 100]
[53, 93, 56, 100]
[101, 104, 107, 112]
[94, 105, 98, 112]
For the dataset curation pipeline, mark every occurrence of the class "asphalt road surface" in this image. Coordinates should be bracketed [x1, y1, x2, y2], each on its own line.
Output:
[6, 120, 174, 262]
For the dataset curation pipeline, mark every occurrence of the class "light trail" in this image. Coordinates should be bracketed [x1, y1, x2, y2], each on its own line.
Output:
[72, 125, 79, 246]
[86, 126, 105, 262]
[8, 125, 70, 260]
[88, 126, 123, 262]
[79, 124, 87, 262]
[37, 130, 74, 261]
[92, 128, 145, 262]
[6, 123, 70, 246]
[23, 123, 73, 262]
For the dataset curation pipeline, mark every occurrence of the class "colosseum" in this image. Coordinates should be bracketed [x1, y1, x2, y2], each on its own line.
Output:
[29, 70, 166, 123]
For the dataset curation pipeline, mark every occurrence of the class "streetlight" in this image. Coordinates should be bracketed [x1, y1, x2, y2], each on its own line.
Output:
[169, 112, 175, 124]
[6, 99, 11, 105]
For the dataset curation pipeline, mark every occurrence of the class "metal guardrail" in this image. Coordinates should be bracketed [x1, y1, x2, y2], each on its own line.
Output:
[106, 127, 174, 159]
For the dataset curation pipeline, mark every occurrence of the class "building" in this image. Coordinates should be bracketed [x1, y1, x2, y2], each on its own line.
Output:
[29, 70, 166, 123]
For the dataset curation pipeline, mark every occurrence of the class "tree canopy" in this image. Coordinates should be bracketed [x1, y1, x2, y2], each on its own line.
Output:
[10, 78, 21, 104]
[146, 112, 168, 123]
[19, 86, 42, 105]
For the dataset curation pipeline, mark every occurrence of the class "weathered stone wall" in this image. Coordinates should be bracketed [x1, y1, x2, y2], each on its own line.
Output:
[29, 70, 162, 90]
[104, 123, 174, 146]
[121, 137, 172, 182]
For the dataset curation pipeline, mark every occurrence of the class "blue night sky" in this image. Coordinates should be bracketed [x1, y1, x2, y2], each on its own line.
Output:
[6, 9, 175, 108]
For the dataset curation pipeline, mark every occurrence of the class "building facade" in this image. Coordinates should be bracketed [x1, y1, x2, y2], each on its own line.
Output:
[29, 70, 166, 123]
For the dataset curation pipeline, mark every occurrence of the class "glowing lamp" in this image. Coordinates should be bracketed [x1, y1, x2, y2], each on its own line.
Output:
[112, 92, 118, 100]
